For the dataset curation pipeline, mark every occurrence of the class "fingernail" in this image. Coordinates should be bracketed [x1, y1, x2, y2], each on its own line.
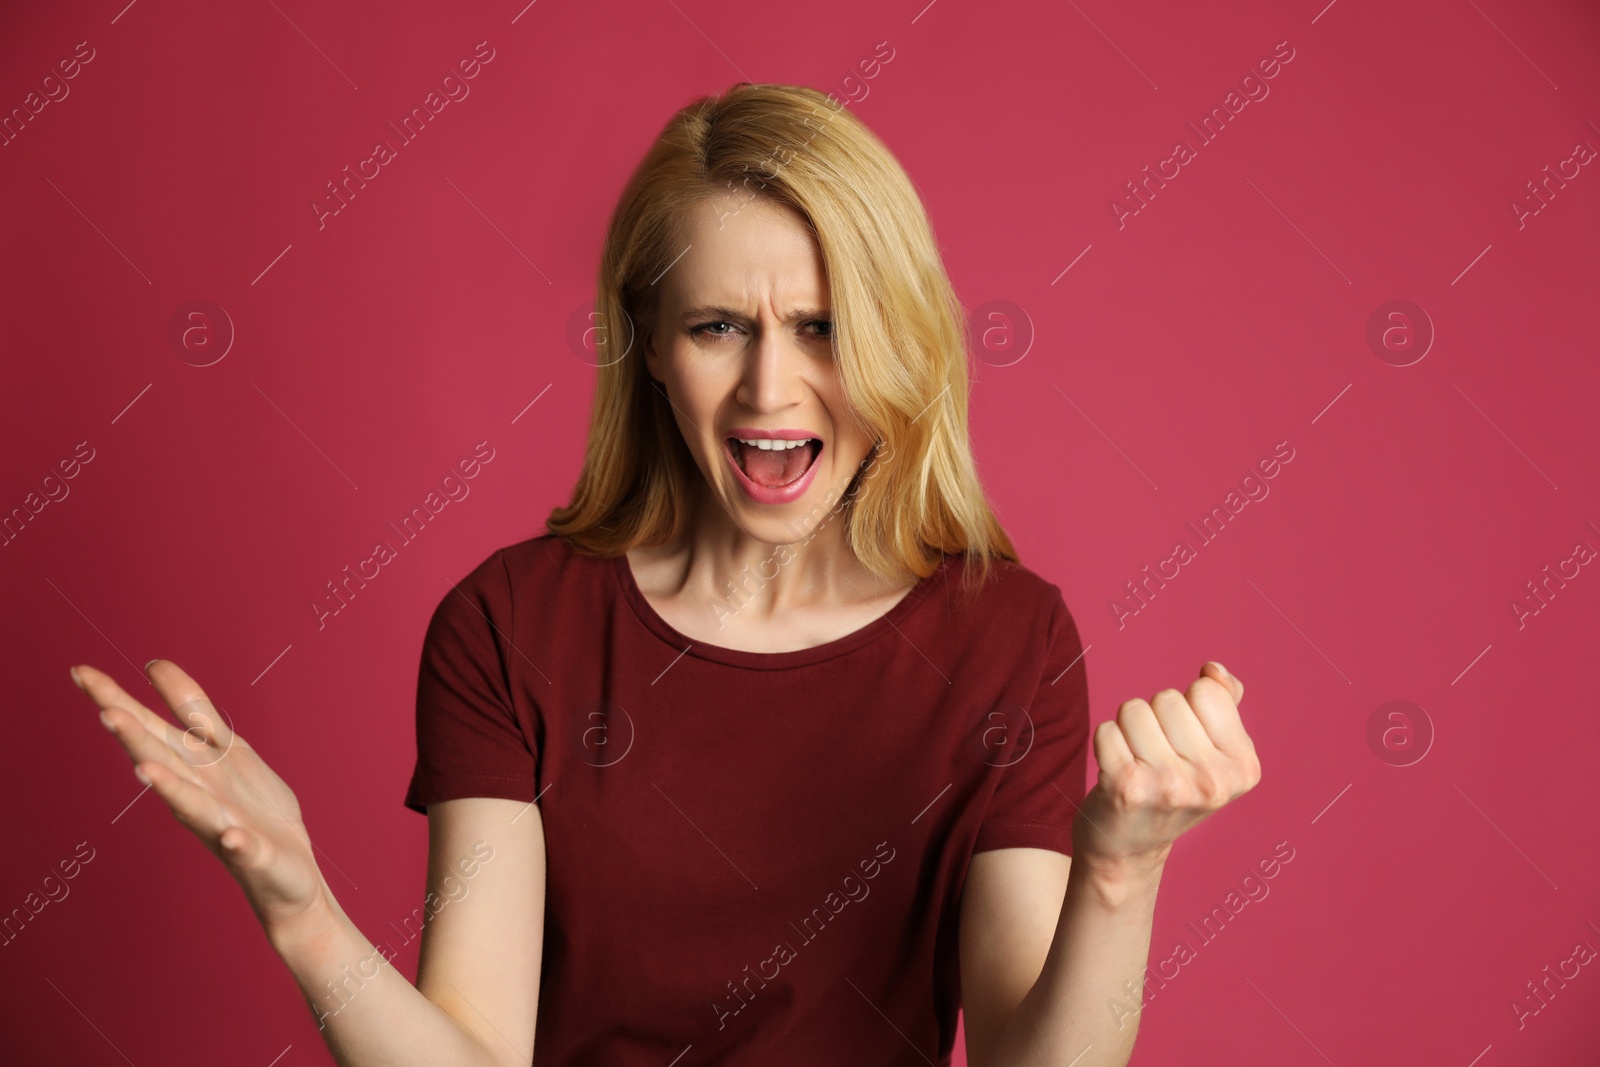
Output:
[134, 765, 152, 785]
[71, 666, 85, 690]
[1207, 660, 1230, 680]
[144, 659, 159, 672]
[99, 710, 113, 731]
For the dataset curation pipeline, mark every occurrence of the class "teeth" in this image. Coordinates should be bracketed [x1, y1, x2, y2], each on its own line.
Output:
[736, 438, 814, 451]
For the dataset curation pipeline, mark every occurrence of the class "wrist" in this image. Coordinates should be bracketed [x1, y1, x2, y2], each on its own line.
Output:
[264, 889, 345, 963]
[1071, 828, 1169, 902]
[1072, 852, 1166, 910]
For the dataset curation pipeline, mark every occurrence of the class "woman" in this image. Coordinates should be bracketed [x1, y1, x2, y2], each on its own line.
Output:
[73, 83, 1259, 1066]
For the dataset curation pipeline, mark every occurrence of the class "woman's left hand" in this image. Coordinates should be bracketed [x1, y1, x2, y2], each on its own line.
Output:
[1071, 661, 1260, 882]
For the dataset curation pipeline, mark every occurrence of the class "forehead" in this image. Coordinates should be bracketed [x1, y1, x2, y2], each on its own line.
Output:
[662, 193, 829, 309]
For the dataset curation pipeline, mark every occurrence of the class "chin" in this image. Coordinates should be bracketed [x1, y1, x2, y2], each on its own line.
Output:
[724, 475, 844, 544]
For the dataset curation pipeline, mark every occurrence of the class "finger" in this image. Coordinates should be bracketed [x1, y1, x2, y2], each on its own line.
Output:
[1148, 688, 1221, 763]
[1186, 672, 1253, 755]
[1115, 698, 1181, 765]
[139, 761, 245, 848]
[1091, 717, 1136, 779]
[1202, 661, 1244, 705]
[101, 706, 208, 791]
[147, 659, 239, 755]
[73, 664, 191, 755]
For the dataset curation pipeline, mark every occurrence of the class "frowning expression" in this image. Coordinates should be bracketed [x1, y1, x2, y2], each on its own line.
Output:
[644, 193, 877, 540]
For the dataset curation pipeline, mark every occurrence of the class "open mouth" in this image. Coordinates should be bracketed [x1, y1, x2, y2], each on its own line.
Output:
[726, 437, 822, 489]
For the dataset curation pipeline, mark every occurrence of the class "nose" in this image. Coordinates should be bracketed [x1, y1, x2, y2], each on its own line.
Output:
[735, 318, 808, 413]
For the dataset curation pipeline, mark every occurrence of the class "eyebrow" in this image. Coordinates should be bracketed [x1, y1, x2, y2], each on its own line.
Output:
[679, 305, 830, 323]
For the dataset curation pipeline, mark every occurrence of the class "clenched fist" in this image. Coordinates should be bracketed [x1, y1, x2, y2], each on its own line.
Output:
[1072, 661, 1260, 882]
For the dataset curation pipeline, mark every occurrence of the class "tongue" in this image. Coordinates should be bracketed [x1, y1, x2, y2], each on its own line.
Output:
[740, 441, 813, 488]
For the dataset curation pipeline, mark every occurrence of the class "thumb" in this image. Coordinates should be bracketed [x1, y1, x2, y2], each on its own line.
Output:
[219, 824, 267, 871]
[1202, 660, 1244, 704]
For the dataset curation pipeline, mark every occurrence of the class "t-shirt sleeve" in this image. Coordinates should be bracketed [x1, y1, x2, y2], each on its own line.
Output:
[972, 587, 1091, 857]
[403, 548, 539, 815]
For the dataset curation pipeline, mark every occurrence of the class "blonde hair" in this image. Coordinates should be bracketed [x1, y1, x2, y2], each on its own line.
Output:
[546, 81, 1017, 591]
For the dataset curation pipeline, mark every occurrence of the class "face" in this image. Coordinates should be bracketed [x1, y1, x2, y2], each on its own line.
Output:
[644, 192, 877, 544]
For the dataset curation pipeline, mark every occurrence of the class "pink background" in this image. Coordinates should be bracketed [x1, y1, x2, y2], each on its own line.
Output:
[4, 0, 1599, 1062]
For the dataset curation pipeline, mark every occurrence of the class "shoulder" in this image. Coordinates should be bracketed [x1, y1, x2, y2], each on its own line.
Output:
[943, 552, 1072, 628]
[426, 534, 563, 611]
[494, 531, 576, 572]
[441, 532, 618, 611]
[422, 534, 608, 654]
[450, 532, 595, 581]
[939, 555, 1088, 675]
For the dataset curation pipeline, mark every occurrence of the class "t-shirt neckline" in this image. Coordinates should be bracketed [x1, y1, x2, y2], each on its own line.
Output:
[611, 548, 954, 670]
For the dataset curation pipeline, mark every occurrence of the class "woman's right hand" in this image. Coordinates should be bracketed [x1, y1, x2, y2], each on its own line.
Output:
[73, 659, 333, 940]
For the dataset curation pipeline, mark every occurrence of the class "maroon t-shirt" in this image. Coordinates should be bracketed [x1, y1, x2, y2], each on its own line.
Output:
[404, 533, 1091, 1067]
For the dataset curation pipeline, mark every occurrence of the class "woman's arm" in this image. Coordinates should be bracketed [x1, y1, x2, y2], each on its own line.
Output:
[266, 798, 543, 1067]
[973, 662, 1257, 1067]
[974, 840, 1163, 1065]
[264, 889, 513, 1066]
[74, 662, 542, 1067]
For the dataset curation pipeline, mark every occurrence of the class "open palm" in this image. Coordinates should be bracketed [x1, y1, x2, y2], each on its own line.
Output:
[73, 659, 330, 936]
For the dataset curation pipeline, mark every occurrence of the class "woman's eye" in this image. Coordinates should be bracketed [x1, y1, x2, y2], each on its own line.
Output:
[689, 320, 832, 340]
